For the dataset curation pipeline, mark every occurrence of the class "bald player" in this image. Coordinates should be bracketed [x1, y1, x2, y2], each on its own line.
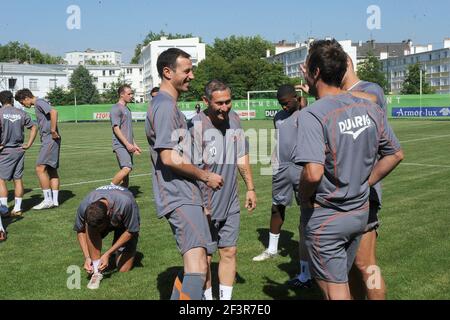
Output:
[15, 89, 61, 210]
[252, 84, 312, 288]
[190, 80, 257, 300]
[296, 39, 403, 300]
[342, 56, 389, 300]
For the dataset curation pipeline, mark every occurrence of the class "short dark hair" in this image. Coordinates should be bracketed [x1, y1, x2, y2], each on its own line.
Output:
[306, 39, 348, 88]
[157, 48, 191, 78]
[277, 85, 296, 100]
[15, 88, 34, 102]
[204, 79, 231, 100]
[0, 90, 14, 106]
[150, 87, 159, 95]
[118, 84, 132, 97]
[85, 201, 109, 231]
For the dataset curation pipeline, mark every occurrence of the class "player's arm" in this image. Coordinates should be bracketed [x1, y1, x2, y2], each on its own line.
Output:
[49, 109, 60, 140]
[237, 154, 257, 212]
[113, 126, 136, 153]
[98, 230, 134, 271]
[299, 163, 324, 208]
[77, 231, 93, 274]
[159, 149, 224, 191]
[133, 139, 142, 154]
[368, 150, 404, 187]
[22, 124, 38, 150]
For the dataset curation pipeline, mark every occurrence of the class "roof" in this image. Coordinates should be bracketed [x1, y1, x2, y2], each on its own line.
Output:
[0, 63, 66, 75]
[353, 41, 410, 58]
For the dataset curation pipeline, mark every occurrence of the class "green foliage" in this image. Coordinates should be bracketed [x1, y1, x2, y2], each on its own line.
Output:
[69, 66, 100, 104]
[182, 36, 291, 100]
[46, 87, 74, 106]
[131, 30, 194, 64]
[0, 41, 64, 64]
[401, 63, 435, 94]
[101, 75, 129, 104]
[357, 52, 388, 93]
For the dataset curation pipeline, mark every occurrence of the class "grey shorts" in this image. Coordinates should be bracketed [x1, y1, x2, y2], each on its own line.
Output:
[112, 228, 139, 254]
[37, 138, 60, 169]
[301, 204, 369, 283]
[272, 164, 301, 206]
[0, 148, 25, 181]
[364, 201, 381, 233]
[166, 205, 216, 256]
[114, 148, 133, 170]
[210, 212, 240, 250]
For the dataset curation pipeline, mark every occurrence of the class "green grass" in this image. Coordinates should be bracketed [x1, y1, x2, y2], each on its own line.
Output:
[0, 119, 449, 300]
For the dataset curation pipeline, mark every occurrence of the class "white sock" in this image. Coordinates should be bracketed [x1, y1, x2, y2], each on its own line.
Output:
[52, 190, 59, 205]
[219, 284, 233, 300]
[92, 259, 100, 274]
[14, 198, 22, 212]
[299, 260, 311, 281]
[0, 197, 7, 207]
[43, 189, 52, 202]
[268, 232, 280, 254]
[203, 287, 213, 300]
[0, 215, 4, 232]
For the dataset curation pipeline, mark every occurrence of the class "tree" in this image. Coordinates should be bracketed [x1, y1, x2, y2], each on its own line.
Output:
[210, 35, 274, 63]
[46, 87, 74, 106]
[69, 66, 100, 104]
[357, 52, 388, 93]
[131, 30, 194, 63]
[0, 41, 64, 64]
[401, 63, 435, 94]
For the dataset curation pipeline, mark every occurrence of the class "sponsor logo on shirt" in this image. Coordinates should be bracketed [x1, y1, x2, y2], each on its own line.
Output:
[3, 114, 21, 123]
[96, 185, 126, 191]
[338, 115, 372, 140]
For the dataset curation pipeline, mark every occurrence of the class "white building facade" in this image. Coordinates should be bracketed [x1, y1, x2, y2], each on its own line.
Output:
[0, 63, 68, 99]
[267, 40, 357, 79]
[140, 37, 206, 99]
[65, 49, 122, 66]
[381, 40, 450, 94]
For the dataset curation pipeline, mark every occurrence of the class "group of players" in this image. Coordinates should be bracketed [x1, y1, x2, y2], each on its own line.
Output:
[0, 39, 403, 300]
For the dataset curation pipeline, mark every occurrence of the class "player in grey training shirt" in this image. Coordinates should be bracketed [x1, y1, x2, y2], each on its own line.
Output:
[0, 91, 37, 241]
[145, 48, 223, 300]
[15, 89, 61, 210]
[110, 84, 142, 188]
[342, 56, 389, 300]
[0, 91, 38, 217]
[296, 40, 403, 300]
[252, 84, 313, 288]
[189, 80, 256, 300]
[74, 185, 140, 289]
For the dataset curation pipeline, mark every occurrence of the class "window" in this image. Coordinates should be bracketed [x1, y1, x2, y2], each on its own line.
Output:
[139, 68, 143, 75]
[109, 70, 115, 76]
[93, 77, 98, 83]
[49, 79, 57, 89]
[103, 83, 107, 89]
[29, 79, 38, 90]
[102, 70, 106, 76]
[127, 68, 132, 74]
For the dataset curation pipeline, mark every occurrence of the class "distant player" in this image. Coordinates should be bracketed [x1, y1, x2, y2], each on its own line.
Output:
[110, 84, 142, 188]
[0, 90, 38, 219]
[74, 185, 140, 289]
[252, 85, 312, 288]
[145, 48, 223, 300]
[15, 89, 61, 210]
[342, 56, 388, 300]
[150, 87, 159, 98]
[190, 80, 257, 300]
[296, 39, 403, 300]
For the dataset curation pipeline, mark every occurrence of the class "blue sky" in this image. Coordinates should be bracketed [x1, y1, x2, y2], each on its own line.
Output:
[1, 0, 449, 62]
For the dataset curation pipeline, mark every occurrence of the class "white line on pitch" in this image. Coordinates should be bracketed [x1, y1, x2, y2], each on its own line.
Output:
[401, 162, 450, 169]
[400, 134, 450, 143]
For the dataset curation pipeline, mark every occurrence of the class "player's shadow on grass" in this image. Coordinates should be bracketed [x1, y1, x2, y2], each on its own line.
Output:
[256, 228, 322, 300]
[102, 251, 145, 279]
[128, 186, 142, 198]
[157, 263, 245, 300]
[20, 189, 75, 212]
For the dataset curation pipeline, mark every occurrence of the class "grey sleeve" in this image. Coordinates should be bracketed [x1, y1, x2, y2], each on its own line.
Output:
[110, 106, 121, 128]
[74, 203, 87, 232]
[122, 201, 140, 233]
[153, 105, 181, 151]
[378, 116, 401, 156]
[23, 112, 34, 129]
[295, 111, 326, 165]
[36, 100, 52, 115]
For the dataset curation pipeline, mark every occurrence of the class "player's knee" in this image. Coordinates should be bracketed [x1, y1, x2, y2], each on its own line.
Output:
[123, 167, 132, 174]
[220, 247, 237, 261]
[35, 165, 46, 174]
[354, 254, 372, 273]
